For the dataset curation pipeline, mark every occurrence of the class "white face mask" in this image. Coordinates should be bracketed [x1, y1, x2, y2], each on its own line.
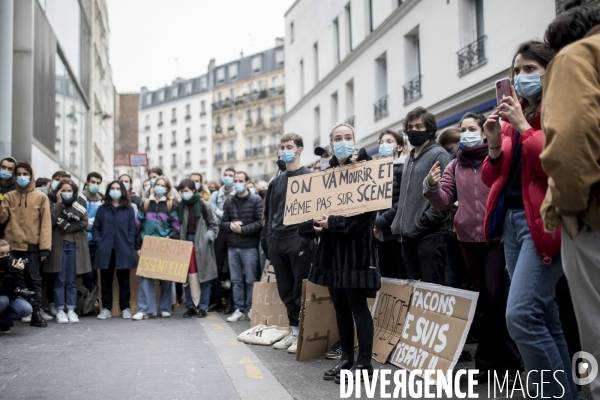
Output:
[460, 132, 483, 148]
[319, 158, 331, 171]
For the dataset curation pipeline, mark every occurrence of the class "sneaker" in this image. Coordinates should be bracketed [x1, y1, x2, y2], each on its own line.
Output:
[49, 302, 58, 316]
[221, 280, 231, 290]
[67, 310, 79, 323]
[273, 332, 296, 350]
[325, 341, 343, 359]
[97, 308, 112, 320]
[132, 312, 145, 321]
[21, 314, 31, 323]
[287, 337, 298, 354]
[183, 308, 198, 318]
[247, 308, 252, 318]
[0, 321, 13, 333]
[122, 309, 132, 319]
[40, 310, 54, 321]
[197, 309, 207, 318]
[56, 311, 68, 324]
[161, 311, 171, 318]
[226, 309, 246, 322]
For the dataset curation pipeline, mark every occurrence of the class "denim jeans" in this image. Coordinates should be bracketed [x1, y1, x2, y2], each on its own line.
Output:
[0, 296, 33, 323]
[184, 234, 211, 311]
[228, 247, 258, 312]
[503, 209, 577, 399]
[54, 241, 77, 310]
[137, 277, 173, 314]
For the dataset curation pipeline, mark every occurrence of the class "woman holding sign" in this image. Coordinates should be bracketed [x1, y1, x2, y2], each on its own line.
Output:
[133, 176, 181, 320]
[93, 181, 137, 320]
[299, 123, 380, 384]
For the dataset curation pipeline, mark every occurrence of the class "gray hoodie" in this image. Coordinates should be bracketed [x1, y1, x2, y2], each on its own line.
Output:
[391, 141, 451, 240]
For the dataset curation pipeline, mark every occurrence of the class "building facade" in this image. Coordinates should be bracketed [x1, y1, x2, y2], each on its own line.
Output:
[211, 43, 285, 182]
[283, 0, 561, 163]
[114, 92, 140, 188]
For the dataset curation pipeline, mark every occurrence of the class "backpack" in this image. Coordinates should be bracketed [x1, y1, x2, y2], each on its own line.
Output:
[75, 285, 98, 316]
[144, 198, 173, 214]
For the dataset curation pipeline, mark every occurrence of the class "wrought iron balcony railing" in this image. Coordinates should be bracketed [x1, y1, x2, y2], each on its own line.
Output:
[403, 76, 422, 105]
[457, 36, 487, 76]
[374, 95, 388, 121]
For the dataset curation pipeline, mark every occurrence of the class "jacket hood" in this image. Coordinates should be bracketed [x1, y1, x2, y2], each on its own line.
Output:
[410, 141, 441, 159]
[16, 170, 36, 194]
[329, 147, 371, 168]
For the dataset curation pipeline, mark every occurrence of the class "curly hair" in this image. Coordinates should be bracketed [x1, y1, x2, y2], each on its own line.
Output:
[545, 0, 600, 52]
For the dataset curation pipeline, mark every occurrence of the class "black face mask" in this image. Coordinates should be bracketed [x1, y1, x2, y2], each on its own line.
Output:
[407, 130, 431, 147]
[0, 256, 10, 270]
[258, 189, 268, 199]
[209, 189, 217, 194]
[276, 159, 286, 172]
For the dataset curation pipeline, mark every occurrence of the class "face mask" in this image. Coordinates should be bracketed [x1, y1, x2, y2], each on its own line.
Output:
[182, 192, 193, 201]
[0, 256, 10, 269]
[234, 183, 246, 194]
[406, 130, 430, 147]
[249, 188, 256, 195]
[222, 176, 234, 187]
[61, 192, 73, 200]
[150, 178, 156, 186]
[281, 150, 297, 164]
[51, 180, 59, 190]
[194, 183, 201, 191]
[320, 158, 330, 171]
[448, 147, 458, 158]
[333, 141, 355, 160]
[154, 186, 167, 196]
[460, 132, 483, 148]
[109, 190, 122, 200]
[16, 176, 30, 188]
[514, 74, 543, 101]
[88, 184, 100, 194]
[258, 189, 268, 199]
[210, 189, 217, 194]
[0, 170, 12, 180]
[276, 159, 286, 172]
[379, 143, 395, 158]
[144, 184, 150, 192]
[37, 186, 49, 195]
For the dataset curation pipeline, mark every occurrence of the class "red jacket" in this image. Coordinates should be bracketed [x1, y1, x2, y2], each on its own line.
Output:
[481, 111, 560, 264]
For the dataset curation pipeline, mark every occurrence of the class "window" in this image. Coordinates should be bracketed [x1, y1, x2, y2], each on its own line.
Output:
[375, 52, 388, 100]
[201, 124, 207, 136]
[366, 0, 373, 33]
[459, 0, 485, 46]
[276, 49, 284, 65]
[258, 136, 264, 148]
[217, 92, 222, 102]
[172, 86, 178, 98]
[186, 151, 191, 163]
[257, 107, 263, 119]
[185, 81, 192, 95]
[217, 143, 222, 154]
[228, 113, 234, 127]
[346, 79, 355, 122]
[247, 137, 253, 152]
[258, 81, 265, 91]
[158, 91, 164, 102]
[272, 77, 278, 89]
[333, 18, 341, 65]
[331, 92, 338, 125]
[200, 100, 206, 114]
[345, 3, 353, 53]
[159, 133, 163, 144]
[229, 63, 238, 80]
[145, 93, 152, 105]
[313, 42, 319, 84]
[172, 108, 176, 119]
[185, 104, 190, 117]
[229, 88, 235, 100]
[247, 83, 253, 94]
[159, 155, 163, 166]
[404, 28, 422, 104]
[258, 162, 264, 178]
[216, 116, 222, 127]
[247, 110, 252, 121]
[248, 164, 254, 179]
[290, 21, 295, 44]
[271, 104, 277, 119]
[186, 127, 191, 139]
[172, 153, 177, 166]
[314, 106, 321, 146]
[158, 111, 163, 123]
[146, 136, 150, 149]
[217, 68, 225, 82]
[299, 60, 305, 97]
[145, 115, 150, 126]
[252, 56, 262, 72]
[200, 76, 207, 90]
[172, 131, 177, 142]
[228, 140, 234, 152]
[201, 148, 206, 160]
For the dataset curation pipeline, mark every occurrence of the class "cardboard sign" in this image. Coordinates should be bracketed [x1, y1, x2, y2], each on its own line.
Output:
[371, 279, 413, 364]
[250, 282, 289, 328]
[283, 158, 394, 225]
[260, 261, 277, 283]
[389, 282, 478, 376]
[128, 152, 148, 167]
[136, 236, 193, 284]
[296, 280, 340, 362]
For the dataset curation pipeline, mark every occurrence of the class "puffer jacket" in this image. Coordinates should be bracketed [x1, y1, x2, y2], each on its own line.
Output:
[138, 196, 181, 239]
[375, 156, 405, 241]
[221, 193, 263, 248]
[0, 259, 27, 300]
[481, 109, 560, 263]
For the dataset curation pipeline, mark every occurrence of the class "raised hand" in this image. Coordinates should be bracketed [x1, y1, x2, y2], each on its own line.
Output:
[427, 161, 441, 187]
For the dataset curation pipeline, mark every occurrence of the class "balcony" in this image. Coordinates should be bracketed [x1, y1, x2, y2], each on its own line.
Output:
[227, 126, 235, 131]
[374, 95, 389, 121]
[185, 115, 191, 121]
[171, 141, 177, 147]
[70, 140, 78, 146]
[345, 116, 355, 127]
[215, 153, 224, 163]
[200, 111, 207, 117]
[171, 118, 177, 124]
[200, 160, 207, 166]
[200, 135, 207, 142]
[158, 143, 164, 149]
[245, 147, 266, 158]
[403, 76, 422, 105]
[158, 121, 163, 127]
[185, 138, 191, 144]
[215, 126, 222, 133]
[269, 144, 279, 153]
[227, 151, 236, 160]
[211, 86, 286, 111]
[457, 36, 487, 76]
[145, 125, 151, 131]
[171, 164, 177, 170]
[185, 161, 191, 168]
[145, 146, 150, 151]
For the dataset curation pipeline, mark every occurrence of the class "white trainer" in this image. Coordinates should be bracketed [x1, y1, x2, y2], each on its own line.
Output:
[56, 311, 68, 324]
[40, 310, 53, 321]
[21, 314, 31, 323]
[67, 310, 79, 323]
[247, 308, 252, 318]
[226, 309, 246, 322]
[49, 303, 58, 316]
[273, 332, 295, 350]
[287, 336, 299, 354]
[160, 311, 171, 318]
[97, 308, 112, 320]
[122, 308, 132, 319]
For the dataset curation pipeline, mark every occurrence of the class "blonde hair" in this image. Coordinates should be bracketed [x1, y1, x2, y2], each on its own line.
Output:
[151, 175, 174, 199]
[329, 123, 355, 142]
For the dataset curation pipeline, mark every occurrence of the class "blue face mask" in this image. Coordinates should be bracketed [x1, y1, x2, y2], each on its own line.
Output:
[281, 150, 297, 164]
[0, 170, 12, 180]
[109, 190, 122, 200]
[514, 74, 543, 101]
[333, 141, 355, 160]
[51, 180, 59, 190]
[61, 192, 73, 200]
[249, 188, 256, 195]
[194, 183, 201, 191]
[460, 132, 483, 148]
[379, 143, 395, 158]
[234, 183, 246, 194]
[150, 178, 156, 186]
[16, 176, 30, 188]
[182, 192, 193, 201]
[122, 182, 130, 191]
[223, 176, 234, 187]
[154, 186, 167, 196]
[88, 184, 100, 194]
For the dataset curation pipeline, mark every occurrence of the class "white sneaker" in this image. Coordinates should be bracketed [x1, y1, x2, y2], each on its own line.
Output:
[122, 308, 132, 319]
[21, 314, 31, 323]
[226, 309, 246, 322]
[247, 308, 252, 318]
[97, 308, 112, 320]
[273, 332, 296, 349]
[49, 303, 58, 316]
[287, 336, 298, 354]
[67, 310, 79, 323]
[56, 311, 68, 324]
[160, 311, 171, 318]
[132, 312, 145, 320]
[40, 310, 53, 321]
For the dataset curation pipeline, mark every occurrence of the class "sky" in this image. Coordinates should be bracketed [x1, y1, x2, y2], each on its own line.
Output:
[107, 0, 295, 93]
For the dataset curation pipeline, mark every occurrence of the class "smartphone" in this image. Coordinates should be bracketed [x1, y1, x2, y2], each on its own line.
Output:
[495, 78, 512, 106]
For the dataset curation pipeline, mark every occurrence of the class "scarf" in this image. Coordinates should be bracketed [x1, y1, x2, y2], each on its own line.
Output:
[57, 193, 87, 231]
[84, 189, 102, 202]
[457, 142, 488, 168]
[177, 192, 203, 223]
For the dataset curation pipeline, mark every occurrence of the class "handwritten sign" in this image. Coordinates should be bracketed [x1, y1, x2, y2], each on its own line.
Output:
[136, 236, 193, 283]
[389, 282, 478, 377]
[250, 282, 289, 328]
[128, 152, 148, 167]
[371, 279, 413, 364]
[283, 158, 394, 225]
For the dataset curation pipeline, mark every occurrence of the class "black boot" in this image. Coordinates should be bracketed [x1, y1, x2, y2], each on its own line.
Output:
[324, 352, 354, 381]
[183, 308, 198, 318]
[335, 355, 373, 384]
[30, 307, 48, 328]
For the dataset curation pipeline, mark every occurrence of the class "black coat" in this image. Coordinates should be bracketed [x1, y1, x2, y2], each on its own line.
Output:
[0, 178, 16, 239]
[375, 159, 404, 241]
[221, 193, 263, 248]
[0, 259, 26, 300]
[299, 148, 381, 290]
[92, 204, 137, 270]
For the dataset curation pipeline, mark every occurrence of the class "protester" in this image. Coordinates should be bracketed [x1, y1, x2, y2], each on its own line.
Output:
[437, 127, 461, 157]
[48, 171, 69, 204]
[207, 181, 220, 194]
[314, 145, 332, 171]
[390, 107, 451, 284]
[424, 111, 520, 382]
[222, 171, 263, 322]
[82, 172, 103, 292]
[542, 4, 600, 397]
[373, 129, 407, 279]
[0, 157, 17, 239]
[299, 123, 380, 382]
[266, 133, 313, 352]
[142, 179, 151, 198]
[47, 178, 90, 324]
[189, 172, 211, 201]
[133, 176, 180, 320]
[481, 40, 576, 399]
[93, 181, 136, 320]
[35, 178, 51, 195]
[147, 167, 181, 201]
[177, 179, 218, 318]
[246, 181, 257, 196]
[0, 162, 51, 327]
[119, 174, 142, 209]
[0, 240, 32, 333]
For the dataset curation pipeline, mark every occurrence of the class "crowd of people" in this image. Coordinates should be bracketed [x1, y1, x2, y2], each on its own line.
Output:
[0, 2, 599, 398]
